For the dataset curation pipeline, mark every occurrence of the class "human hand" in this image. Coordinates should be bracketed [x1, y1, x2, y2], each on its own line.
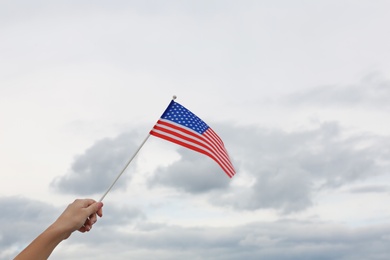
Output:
[14, 199, 104, 260]
[53, 199, 103, 240]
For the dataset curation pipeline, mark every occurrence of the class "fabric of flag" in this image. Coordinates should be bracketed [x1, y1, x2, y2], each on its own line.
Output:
[150, 100, 236, 178]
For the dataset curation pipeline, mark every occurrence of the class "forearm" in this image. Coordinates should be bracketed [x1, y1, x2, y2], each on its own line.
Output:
[14, 199, 103, 260]
[14, 223, 69, 260]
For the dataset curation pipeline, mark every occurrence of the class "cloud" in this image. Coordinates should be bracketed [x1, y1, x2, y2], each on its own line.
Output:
[98, 203, 146, 227]
[51, 119, 390, 214]
[0, 195, 146, 260]
[51, 132, 140, 196]
[147, 148, 231, 193]
[5, 196, 390, 260]
[208, 121, 390, 213]
[0, 196, 58, 259]
[284, 74, 390, 109]
[54, 219, 390, 260]
[224, 167, 313, 213]
[349, 185, 390, 194]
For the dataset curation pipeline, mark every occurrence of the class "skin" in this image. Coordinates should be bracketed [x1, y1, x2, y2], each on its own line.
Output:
[14, 199, 103, 260]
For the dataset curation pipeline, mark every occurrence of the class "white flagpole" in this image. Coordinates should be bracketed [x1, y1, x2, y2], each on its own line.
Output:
[99, 95, 177, 202]
[99, 134, 151, 202]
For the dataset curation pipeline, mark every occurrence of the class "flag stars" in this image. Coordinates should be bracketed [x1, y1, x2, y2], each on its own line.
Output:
[161, 102, 210, 134]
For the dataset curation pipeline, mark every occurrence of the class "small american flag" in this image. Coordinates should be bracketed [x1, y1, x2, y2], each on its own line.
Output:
[150, 100, 236, 178]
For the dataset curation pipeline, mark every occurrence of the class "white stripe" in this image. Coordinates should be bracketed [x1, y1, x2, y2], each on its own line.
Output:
[152, 124, 234, 176]
[151, 128, 232, 176]
[156, 119, 235, 169]
[156, 120, 235, 175]
[203, 130, 235, 172]
[155, 120, 235, 173]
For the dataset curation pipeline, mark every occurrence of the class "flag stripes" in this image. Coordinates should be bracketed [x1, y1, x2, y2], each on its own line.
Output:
[154, 120, 233, 172]
[150, 119, 235, 178]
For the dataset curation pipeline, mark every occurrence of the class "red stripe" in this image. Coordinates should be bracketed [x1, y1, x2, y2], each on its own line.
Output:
[157, 120, 200, 140]
[150, 130, 233, 178]
[151, 125, 234, 177]
[152, 125, 205, 149]
[153, 120, 235, 176]
[203, 129, 235, 173]
[208, 128, 224, 146]
[150, 121, 235, 177]
[153, 122, 233, 173]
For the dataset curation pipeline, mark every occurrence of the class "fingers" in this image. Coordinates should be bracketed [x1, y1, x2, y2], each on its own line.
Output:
[77, 200, 104, 233]
[78, 226, 88, 233]
[85, 201, 104, 217]
[77, 215, 95, 233]
[76, 198, 98, 208]
[89, 212, 97, 224]
[97, 204, 103, 217]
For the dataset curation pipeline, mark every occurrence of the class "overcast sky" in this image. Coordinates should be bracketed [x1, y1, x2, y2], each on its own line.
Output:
[1, 1, 390, 259]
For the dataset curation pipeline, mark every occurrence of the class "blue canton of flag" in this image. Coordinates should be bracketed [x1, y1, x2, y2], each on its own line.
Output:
[150, 100, 236, 178]
[161, 102, 209, 134]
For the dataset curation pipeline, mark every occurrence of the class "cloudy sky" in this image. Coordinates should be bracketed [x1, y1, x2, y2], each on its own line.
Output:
[1, 0, 390, 259]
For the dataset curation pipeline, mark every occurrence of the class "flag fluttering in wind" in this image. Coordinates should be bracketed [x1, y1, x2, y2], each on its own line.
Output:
[99, 97, 235, 201]
[150, 100, 236, 178]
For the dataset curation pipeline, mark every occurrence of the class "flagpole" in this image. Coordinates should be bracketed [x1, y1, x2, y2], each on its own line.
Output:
[99, 134, 151, 202]
[98, 95, 177, 202]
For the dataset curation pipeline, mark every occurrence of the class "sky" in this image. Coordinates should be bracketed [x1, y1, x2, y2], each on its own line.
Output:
[1, 0, 390, 259]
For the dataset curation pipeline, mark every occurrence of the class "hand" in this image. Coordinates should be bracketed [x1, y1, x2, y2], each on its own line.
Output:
[53, 199, 104, 239]
[14, 198, 104, 260]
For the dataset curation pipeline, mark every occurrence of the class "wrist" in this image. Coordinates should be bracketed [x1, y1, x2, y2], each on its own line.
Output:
[48, 221, 73, 241]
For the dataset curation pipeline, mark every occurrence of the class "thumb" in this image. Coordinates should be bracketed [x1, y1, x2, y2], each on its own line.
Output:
[85, 202, 104, 216]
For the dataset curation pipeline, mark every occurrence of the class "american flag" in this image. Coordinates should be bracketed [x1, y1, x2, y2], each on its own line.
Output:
[150, 100, 236, 178]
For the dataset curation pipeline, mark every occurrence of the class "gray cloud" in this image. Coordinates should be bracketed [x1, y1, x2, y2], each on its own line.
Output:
[4, 196, 389, 260]
[51, 132, 140, 196]
[148, 148, 231, 193]
[2, 119, 390, 258]
[52, 120, 390, 214]
[0, 196, 58, 259]
[98, 203, 146, 226]
[284, 74, 390, 109]
[146, 120, 384, 214]
[224, 168, 313, 213]
[349, 185, 390, 194]
[0, 196, 146, 260]
[3, 195, 390, 260]
[210, 121, 390, 213]
[53, 219, 390, 260]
